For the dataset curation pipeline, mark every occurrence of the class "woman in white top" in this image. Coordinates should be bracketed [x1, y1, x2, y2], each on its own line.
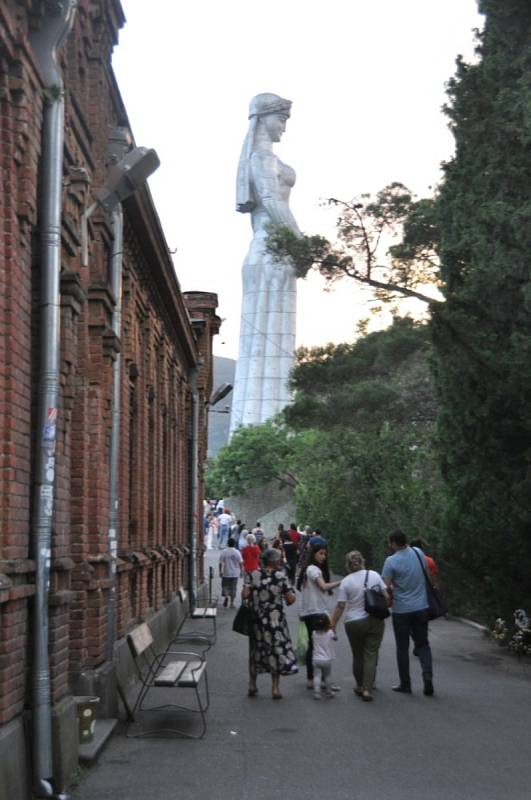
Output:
[238, 524, 249, 551]
[331, 550, 388, 702]
[298, 544, 341, 689]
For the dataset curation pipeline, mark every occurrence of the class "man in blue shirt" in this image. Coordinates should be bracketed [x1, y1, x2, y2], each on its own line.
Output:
[382, 529, 434, 696]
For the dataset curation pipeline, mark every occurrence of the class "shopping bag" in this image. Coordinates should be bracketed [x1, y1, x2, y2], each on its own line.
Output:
[295, 619, 308, 665]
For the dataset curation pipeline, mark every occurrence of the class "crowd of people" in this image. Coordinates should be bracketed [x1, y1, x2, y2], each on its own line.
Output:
[207, 503, 439, 704]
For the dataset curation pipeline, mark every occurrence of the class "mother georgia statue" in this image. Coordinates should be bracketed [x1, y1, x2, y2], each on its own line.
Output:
[229, 93, 301, 433]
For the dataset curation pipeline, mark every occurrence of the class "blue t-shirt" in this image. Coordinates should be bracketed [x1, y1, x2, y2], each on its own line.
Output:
[381, 547, 428, 613]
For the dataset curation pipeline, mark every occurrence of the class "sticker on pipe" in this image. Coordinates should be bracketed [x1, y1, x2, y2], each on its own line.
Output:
[43, 408, 57, 442]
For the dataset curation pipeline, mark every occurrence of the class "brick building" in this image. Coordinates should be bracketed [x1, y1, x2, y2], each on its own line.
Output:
[0, 2, 220, 797]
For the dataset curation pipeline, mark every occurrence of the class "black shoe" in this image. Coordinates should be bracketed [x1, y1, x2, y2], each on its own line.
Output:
[223, 597, 228, 607]
[423, 678, 434, 696]
[392, 684, 412, 694]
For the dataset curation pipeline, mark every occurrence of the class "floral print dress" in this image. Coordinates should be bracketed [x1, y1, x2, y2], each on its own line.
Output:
[246, 567, 297, 675]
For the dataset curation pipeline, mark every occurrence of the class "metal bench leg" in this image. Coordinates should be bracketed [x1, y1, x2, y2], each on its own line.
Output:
[127, 672, 209, 739]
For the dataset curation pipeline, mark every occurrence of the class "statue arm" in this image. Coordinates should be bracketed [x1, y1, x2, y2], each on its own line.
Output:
[251, 152, 302, 236]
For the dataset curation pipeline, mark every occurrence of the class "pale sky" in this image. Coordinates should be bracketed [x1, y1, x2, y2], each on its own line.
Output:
[113, 0, 484, 359]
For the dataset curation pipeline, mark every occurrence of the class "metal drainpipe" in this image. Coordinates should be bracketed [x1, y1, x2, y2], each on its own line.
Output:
[106, 205, 123, 660]
[188, 366, 200, 610]
[29, 2, 77, 798]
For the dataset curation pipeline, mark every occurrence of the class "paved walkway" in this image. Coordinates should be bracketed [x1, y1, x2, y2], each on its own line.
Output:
[73, 551, 531, 800]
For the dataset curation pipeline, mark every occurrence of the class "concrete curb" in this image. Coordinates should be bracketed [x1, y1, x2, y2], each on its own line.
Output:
[78, 719, 118, 765]
[447, 614, 489, 633]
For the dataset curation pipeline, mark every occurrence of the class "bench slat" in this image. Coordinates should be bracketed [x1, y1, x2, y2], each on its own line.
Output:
[178, 660, 206, 687]
[128, 623, 154, 657]
[191, 607, 217, 618]
[154, 660, 187, 686]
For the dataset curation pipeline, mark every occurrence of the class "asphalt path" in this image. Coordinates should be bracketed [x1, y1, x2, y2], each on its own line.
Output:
[72, 551, 531, 800]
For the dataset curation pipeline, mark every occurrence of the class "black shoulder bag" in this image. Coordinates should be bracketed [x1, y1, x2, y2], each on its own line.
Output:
[232, 601, 254, 636]
[363, 570, 390, 620]
[412, 547, 448, 620]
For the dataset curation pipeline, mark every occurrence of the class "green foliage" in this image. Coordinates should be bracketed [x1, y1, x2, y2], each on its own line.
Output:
[292, 426, 445, 576]
[432, 0, 531, 619]
[207, 320, 444, 582]
[205, 418, 296, 498]
[389, 197, 441, 289]
[266, 227, 332, 280]
[266, 183, 440, 304]
[286, 317, 435, 432]
[283, 318, 444, 574]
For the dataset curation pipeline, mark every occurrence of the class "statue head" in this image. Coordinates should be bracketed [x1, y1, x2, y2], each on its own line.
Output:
[248, 93, 292, 120]
[236, 93, 293, 213]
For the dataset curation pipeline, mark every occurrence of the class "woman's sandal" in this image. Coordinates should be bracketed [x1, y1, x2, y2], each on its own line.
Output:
[361, 690, 373, 702]
[272, 691, 283, 700]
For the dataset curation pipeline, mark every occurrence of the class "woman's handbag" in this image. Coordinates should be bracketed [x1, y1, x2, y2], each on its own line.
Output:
[364, 571, 390, 619]
[412, 547, 448, 620]
[295, 619, 309, 665]
[232, 602, 253, 636]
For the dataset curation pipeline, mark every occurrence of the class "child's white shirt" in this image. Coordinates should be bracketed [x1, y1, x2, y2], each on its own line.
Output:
[312, 629, 336, 663]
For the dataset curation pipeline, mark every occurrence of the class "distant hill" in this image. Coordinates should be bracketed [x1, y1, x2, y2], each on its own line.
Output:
[207, 356, 235, 458]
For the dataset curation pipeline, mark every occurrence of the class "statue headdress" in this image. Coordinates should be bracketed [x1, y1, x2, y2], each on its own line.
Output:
[236, 93, 292, 213]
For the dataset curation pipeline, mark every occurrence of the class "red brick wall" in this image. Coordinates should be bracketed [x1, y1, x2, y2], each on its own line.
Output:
[183, 293, 221, 586]
[0, 0, 43, 724]
[0, 0, 218, 737]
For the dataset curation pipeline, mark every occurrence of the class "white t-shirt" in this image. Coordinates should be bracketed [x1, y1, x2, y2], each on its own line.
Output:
[312, 629, 336, 663]
[301, 565, 330, 616]
[219, 547, 243, 578]
[337, 569, 386, 622]
[218, 512, 232, 528]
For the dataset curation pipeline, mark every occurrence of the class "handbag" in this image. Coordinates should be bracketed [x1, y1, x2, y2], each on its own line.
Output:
[363, 571, 390, 620]
[412, 547, 448, 620]
[232, 602, 254, 636]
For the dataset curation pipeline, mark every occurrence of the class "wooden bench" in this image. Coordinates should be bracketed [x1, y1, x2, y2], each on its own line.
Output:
[126, 622, 209, 739]
[177, 587, 217, 644]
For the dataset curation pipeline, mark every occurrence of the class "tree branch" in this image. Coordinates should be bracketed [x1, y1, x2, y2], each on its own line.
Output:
[337, 267, 438, 305]
[273, 470, 299, 488]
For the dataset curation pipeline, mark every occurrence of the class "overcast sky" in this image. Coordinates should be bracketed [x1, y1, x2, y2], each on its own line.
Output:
[113, 0, 484, 359]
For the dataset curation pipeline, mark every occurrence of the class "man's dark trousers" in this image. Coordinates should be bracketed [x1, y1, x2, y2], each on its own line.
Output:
[392, 609, 432, 688]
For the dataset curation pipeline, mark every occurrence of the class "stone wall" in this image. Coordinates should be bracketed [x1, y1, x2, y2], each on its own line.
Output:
[225, 482, 296, 541]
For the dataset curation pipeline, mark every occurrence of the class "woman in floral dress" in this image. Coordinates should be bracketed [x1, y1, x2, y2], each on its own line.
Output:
[242, 548, 297, 699]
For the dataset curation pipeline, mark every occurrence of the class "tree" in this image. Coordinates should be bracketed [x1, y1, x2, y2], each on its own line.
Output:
[432, 0, 531, 619]
[266, 183, 441, 304]
[205, 418, 296, 498]
[286, 317, 436, 432]
[268, 2, 531, 620]
[285, 319, 445, 573]
[292, 425, 445, 575]
[206, 320, 444, 577]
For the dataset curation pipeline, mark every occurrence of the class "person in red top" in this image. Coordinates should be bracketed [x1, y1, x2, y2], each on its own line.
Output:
[241, 533, 261, 573]
[409, 539, 438, 583]
[287, 522, 301, 546]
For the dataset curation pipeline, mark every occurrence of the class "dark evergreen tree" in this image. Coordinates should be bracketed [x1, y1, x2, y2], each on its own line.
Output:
[285, 319, 444, 573]
[433, 0, 531, 619]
